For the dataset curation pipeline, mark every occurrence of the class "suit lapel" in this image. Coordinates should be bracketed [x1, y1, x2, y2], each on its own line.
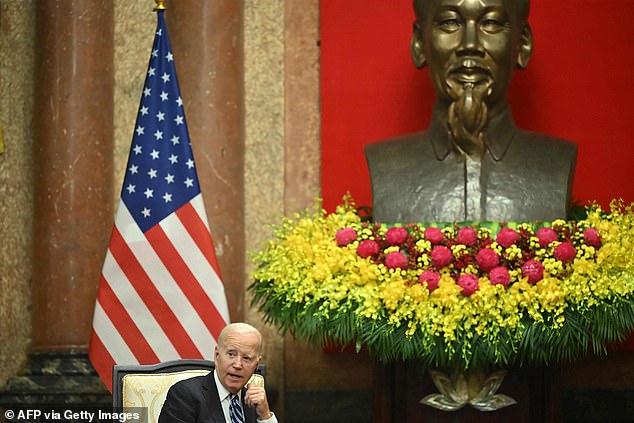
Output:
[201, 372, 227, 423]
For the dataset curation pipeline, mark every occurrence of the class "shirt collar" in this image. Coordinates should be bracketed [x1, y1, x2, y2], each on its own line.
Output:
[428, 103, 518, 161]
[213, 369, 235, 402]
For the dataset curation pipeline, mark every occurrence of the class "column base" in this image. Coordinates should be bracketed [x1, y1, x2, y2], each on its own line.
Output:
[0, 351, 110, 407]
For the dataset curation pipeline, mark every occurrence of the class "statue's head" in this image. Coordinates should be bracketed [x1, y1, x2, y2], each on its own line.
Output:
[411, 0, 534, 153]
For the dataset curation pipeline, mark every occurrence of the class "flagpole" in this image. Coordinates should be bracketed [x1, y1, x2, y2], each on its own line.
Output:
[154, 0, 166, 11]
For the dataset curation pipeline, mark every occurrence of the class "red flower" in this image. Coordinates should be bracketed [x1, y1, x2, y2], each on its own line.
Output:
[554, 242, 576, 263]
[496, 228, 519, 248]
[583, 227, 602, 248]
[424, 227, 444, 244]
[430, 245, 453, 269]
[457, 227, 478, 246]
[335, 227, 357, 246]
[357, 240, 379, 258]
[489, 266, 510, 286]
[419, 270, 441, 292]
[522, 259, 544, 284]
[475, 248, 500, 272]
[386, 227, 409, 246]
[385, 251, 408, 269]
[536, 227, 558, 248]
[457, 273, 479, 296]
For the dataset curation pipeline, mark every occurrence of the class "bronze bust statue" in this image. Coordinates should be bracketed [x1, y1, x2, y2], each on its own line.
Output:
[365, 0, 577, 223]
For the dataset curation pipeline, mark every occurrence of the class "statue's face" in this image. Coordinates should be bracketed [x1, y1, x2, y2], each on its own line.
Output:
[413, 0, 531, 111]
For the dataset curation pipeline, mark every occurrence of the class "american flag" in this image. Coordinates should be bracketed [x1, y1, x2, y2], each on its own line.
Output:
[89, 11, 230, 392]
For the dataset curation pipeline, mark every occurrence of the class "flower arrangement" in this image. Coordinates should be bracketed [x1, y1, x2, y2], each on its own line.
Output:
[250, 197, 634, 371]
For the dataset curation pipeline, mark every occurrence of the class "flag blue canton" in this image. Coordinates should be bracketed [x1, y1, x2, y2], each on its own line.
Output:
[121, 11, 201, 233]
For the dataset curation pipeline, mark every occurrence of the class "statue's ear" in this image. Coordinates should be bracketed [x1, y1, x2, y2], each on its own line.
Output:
[516, 23, 533, 69]
[411, 21, 427, 69]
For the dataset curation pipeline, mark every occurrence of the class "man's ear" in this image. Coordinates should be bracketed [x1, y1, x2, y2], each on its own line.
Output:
[411, 21, 427, 69]
[516, 23, 533, 69]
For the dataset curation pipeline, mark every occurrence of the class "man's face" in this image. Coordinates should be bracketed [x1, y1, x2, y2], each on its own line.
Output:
[214, 330, 261, 393]
[415, 0, 528, 110]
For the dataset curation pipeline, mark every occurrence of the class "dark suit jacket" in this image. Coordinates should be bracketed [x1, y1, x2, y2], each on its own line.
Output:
[158, 373, 258, 423]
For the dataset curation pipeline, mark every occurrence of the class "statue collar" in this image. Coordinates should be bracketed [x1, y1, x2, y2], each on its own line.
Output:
[428, 104, 518, 161]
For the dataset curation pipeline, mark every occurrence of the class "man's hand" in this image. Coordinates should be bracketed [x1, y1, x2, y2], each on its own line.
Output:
[244, 384, 273, 420]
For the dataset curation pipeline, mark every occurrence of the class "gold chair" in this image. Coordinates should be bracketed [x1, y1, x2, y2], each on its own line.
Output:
[112, 359, 215, 423]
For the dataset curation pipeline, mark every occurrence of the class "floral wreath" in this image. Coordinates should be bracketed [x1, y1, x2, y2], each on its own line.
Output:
[250, 197, 634, 371]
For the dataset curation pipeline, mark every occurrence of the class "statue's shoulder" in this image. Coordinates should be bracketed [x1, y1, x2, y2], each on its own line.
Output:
[364, 131, 430, 166]
[514, 130, 578, 158]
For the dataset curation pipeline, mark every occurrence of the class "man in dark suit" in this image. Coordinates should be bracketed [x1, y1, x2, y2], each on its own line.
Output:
[158, 323, 277, 423]
[365, 0, 577, 224]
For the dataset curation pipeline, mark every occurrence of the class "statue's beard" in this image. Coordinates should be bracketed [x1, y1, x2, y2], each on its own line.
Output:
[446, 77, 493, 157]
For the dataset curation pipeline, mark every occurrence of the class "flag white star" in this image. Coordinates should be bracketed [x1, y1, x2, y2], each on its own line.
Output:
[161, 73, 171, 83]
[129, 164, 139, 174]
[174, 115, 184, 125]
[136, 126, 144, 136]
[152, 49, 158, 58]
[133, 145, 142, 155]
[165, 173, 175, 184]
[143, 87, 151, 97]
[126, 184, 135, 194]
[176, 96, 183, 107]
[160, 91, 169, 101]
[144, 188, 154, 199]
[156, 111, 165, 121]
[163, 192, 173, 203]
[171, 135, 180, 145]
[168, 154, 178, 164]
[140, 106, 149, 116]
[186, 159, 195, 169]
[154, 130, 163, 140]
[166, 52, 173, 62]
[184, 177, 194, 188]
[141, 207, 151, 217]
[150, 149, 160, 160]
[148, 67, 156, 77]
[148, 168, 158, 179]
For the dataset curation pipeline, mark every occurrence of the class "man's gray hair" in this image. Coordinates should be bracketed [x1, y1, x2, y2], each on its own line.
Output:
[218, 322, 264, 355]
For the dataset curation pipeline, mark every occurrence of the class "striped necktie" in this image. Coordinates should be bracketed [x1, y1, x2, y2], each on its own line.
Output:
[229, 393, 245, 423]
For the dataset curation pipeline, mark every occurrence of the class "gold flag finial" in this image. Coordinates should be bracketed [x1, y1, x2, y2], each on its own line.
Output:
[154, 0, 167, 11]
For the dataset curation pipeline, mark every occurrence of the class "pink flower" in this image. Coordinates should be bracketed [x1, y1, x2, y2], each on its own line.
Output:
[475, 248, 500, 272]
[385, 251, 408, 269]
[430, 245, 453, 269]
[357, 240, 379, 258]
[496, 228, 519, 248]
[424, 227, 444, 244]
[522, 259, 544, 284]
[583, 227, 602, 248]
[457, 227, 478, 246]
[536, 227, 558, 248]
[335, 227, 357, 246]
[419, 270, 441, 291]
[554, 242, 576, 263]
[489, 266, 510, 286]
[457, 273, 479, 296]
[385, 227, 409, 246]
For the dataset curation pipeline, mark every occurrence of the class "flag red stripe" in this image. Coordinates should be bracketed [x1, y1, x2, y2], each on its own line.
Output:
[176, 202, 222, 277]
[145, 224, 228, 341]
[88, 332, 115, 392]
[109, 225, 203, 358]
[96, 275, 159, 363]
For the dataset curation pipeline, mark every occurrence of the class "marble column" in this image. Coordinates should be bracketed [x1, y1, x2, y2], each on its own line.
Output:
[0, 0, 113, 405]
[166, 0, 245, 322]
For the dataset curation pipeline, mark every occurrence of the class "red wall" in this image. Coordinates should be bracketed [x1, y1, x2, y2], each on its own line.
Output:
[321, 0, 634, 214]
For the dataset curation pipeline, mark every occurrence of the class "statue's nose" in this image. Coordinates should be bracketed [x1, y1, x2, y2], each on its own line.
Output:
[458, 21, 483, 56]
